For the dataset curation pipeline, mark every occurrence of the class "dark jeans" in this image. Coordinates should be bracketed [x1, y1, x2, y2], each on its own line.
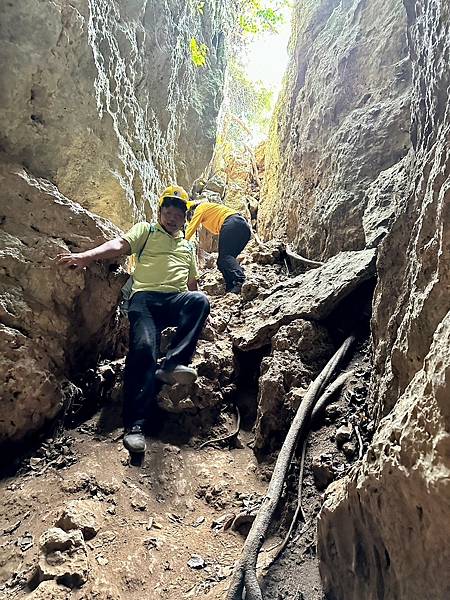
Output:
[123, 291, 210, 428]
[217, 214, 251, 290]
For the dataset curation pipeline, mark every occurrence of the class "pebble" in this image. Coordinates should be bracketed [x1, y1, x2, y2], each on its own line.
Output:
[311, 453, 334, 490]
[187, 554, 205, 569]
[342, 441, 357, 459]
[17, 532, 34, 551]
[335, 424, 353, 446]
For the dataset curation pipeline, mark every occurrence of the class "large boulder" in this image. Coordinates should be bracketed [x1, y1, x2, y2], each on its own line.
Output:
[232, 249, 376, 351]
[0, 163, 126, 442]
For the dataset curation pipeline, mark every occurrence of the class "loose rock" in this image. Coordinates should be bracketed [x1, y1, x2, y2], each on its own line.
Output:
[335, 425, 353, 446]
[37, 527, 89, 588]
[55, 500, 100, 540]
[28, 580, 71, 599]
[312, 454, 335, 490]
[187, 554, 206, 569]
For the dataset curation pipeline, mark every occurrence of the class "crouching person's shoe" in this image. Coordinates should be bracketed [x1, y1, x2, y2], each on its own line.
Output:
[155, 365, 198, 386]
[123, 424, 146, 453]
[228, 282, 243, 294]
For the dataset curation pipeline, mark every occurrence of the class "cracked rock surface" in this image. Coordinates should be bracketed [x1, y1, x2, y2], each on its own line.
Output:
[0, 164, 126, 443]
[317, 1, 450, 597]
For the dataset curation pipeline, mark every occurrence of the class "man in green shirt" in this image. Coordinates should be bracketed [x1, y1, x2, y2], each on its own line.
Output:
[58, 185, 210, 454]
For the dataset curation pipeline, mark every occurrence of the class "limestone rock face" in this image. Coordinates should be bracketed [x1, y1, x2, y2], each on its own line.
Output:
[317, 1, 450, 597]
[0, 163, 127, 442]
[258, 0, 411, 259]
[254, 319, 333, 452]
[232, 248, 376, 351]
[0, 0, 226, 228]
[0, 0, 228, 442]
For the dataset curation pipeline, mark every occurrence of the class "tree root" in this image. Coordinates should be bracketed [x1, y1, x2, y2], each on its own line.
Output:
[198, 406, 241, 450]
[262, 438, 308, 573]
[262, 371, 353, 571]
[284, 245, 324, 269]
[226, 337, 354, 600]
[353, 422, 364, 459]
[311, 371, 354, 422]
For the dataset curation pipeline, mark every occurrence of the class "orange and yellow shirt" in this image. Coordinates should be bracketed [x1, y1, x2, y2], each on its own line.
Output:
[185, 202, 238, 240]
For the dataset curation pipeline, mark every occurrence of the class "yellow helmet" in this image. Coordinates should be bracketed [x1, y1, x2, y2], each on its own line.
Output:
[159, 184, 189, 206]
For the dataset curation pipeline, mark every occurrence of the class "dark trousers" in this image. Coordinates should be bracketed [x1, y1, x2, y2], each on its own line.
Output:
[217, 214, 251, 290]
[123, 291, 210, 428]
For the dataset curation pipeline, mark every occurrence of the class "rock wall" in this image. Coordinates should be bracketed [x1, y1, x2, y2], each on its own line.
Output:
[0, 0, 226, 228]
[258, 0, 411, 260]
[318, 0, 450, 597]
[0, 162, 127, 442]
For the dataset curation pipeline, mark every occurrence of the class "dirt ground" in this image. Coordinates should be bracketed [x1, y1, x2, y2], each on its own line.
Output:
[0, 338, 372, 600]
[0, 418, 273, 599]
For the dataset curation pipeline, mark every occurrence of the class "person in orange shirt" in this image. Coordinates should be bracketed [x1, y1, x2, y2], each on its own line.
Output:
[185, 202, 252, 294]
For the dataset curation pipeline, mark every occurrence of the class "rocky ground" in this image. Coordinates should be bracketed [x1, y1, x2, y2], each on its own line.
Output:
[0, 419, 269, 600]
[0, 241, 376, 600]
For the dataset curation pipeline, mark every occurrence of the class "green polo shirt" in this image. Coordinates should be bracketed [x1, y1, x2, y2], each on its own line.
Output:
[122, 222, 199, 295]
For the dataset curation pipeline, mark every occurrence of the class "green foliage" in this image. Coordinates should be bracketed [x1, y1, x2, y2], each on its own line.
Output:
[189, 37, 208, 67]
[227, 58, 274, 140]
[194, 0, 290, 38]
[239, 15, 259, 34]
[239, 0, 289, 34]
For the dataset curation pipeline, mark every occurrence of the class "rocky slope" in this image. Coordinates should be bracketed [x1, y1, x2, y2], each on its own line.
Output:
[317, 0, 450, 597]
[0, 239, 376, 600]
[0, 0, 226, 227]
[258, 0, 411, 259]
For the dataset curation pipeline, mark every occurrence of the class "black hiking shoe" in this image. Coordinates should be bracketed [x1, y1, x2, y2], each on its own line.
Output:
[229, 283, 242, 294]
[123, 425, 146, 453]
[155, 365, 198, 386]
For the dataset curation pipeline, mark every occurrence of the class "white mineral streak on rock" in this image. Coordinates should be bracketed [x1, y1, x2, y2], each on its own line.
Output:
[87, 0, 168, 218]
[87, 0, 225, 219]
[0, 0, 226, 228]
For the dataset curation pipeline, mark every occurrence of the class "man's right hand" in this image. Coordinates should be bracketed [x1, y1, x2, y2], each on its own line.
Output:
[55, 237, 130, 270]
[56, 251, 93, 270]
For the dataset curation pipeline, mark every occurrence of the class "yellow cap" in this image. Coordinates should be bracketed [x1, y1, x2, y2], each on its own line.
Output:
[158, 184, 189, 206]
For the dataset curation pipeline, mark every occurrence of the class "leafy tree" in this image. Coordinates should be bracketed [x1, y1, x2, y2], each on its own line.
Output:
[226, 58, 274, 142]
[238, 0, 290, 34]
